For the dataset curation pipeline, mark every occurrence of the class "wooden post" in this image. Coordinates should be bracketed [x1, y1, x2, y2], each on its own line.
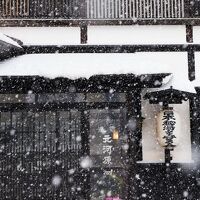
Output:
[186, 25, 193, 43]
[165, 148, 173, 164]
[188, 48, 195, 81]
[80, 25, 88, 44]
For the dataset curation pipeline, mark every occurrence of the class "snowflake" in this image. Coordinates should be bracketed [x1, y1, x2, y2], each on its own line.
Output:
[80, 156, 93, 168]
[52, 175, 62, 187]
[135, 174, 140, 180]
[183, 191, 188, 197]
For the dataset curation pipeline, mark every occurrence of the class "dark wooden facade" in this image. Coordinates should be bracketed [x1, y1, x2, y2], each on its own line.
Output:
[0, 75, 158, 199]
[0, 75, 199, 199]
[1, 0, 200, 26]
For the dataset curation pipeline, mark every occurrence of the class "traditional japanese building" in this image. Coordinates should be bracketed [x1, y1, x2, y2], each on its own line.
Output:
[0, 1, 200, 199]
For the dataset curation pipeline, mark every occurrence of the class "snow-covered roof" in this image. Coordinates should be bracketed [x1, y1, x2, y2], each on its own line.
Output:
[0, 33, 21, 48]
[0, 33, 23, 61]
[0, 52, 187, 79]
[151, 75, 196, 93]
[0, 51, 196, 92]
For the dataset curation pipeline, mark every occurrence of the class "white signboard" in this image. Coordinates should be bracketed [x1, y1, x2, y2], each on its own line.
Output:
[156, 109, 180, 147]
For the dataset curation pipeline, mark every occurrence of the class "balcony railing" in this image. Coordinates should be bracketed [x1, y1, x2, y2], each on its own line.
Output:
[87, 0, 185, 19]
[0, 0, 200, 25]
[0, 0, 84, 18]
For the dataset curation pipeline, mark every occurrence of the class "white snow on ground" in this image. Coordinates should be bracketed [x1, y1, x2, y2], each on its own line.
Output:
[0, 32, 21, 48]
[0, 27, 80, 45]
[88, 25, 186, 44]
[0, 52, 188, 77]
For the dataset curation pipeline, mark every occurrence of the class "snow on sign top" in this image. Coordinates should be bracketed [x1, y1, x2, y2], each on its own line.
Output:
[0, 33, 21, 48]
[0, 52, 187, 78]
[150, 75, 196, 93]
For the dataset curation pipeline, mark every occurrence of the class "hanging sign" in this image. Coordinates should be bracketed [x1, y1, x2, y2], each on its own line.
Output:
[156, 109, 180, 147]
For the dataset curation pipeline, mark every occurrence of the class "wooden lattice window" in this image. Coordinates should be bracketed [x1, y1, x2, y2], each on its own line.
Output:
[1, 0, 29, 17]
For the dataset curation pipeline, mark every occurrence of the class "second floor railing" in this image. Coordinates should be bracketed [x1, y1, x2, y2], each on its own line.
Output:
[0, 0, 200, 22]
[1, 0, 29, 17]
[0, 0, 85, 18]
[87, 0, 185, 19]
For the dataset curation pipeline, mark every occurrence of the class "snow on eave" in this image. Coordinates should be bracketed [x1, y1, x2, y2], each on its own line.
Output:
[0, 33, 22, 48]
[147, 74, 196, 94]
[0, 52, 188, 79]
[0, 33, 24, 62]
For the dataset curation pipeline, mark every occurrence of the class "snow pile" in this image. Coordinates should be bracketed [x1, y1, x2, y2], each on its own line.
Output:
[0, 51, 196, 92]
[154, 74, 196, 93]
[0, 52, 188, 79]
[0, 33, 21, 48]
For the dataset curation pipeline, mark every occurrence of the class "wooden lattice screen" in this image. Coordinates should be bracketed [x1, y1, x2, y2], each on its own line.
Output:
[1, 0, 29, 17]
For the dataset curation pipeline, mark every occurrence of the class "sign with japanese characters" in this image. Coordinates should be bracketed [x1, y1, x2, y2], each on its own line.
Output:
[156, 109, 180, 147]
[102, 134, 112, 165]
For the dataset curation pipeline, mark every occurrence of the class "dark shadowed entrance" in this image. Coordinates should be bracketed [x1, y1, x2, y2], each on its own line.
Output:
[0, 75, 167, 199]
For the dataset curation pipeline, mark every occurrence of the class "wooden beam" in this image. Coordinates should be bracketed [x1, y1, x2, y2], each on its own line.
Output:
[2, 19, 200, 27]
[22, 44, 200, 54]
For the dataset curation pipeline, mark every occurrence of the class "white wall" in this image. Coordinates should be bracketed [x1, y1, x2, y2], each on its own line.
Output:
[88, 25, 186, 44]
[140, 89, 192, 163]
[194, 52, 200, 87]
[193, 26, 200, 44]
[0, 27, 80, 45]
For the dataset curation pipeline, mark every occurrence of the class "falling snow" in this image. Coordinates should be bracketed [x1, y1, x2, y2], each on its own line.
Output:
[52, 175, 62, 187]
[0, 1, 200, 199]
[80, 156, 93, 169]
